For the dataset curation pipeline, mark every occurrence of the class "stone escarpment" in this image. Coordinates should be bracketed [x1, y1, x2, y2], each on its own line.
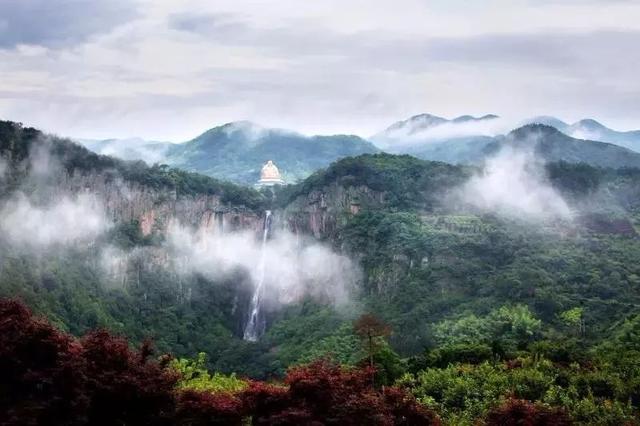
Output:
[278, 183, 385, 239]
[34, 168, 263, 237]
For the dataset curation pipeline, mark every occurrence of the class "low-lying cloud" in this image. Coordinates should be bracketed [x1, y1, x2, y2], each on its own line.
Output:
[373, 115, 523, 149]
[0, 157, 7, 181]
[164, 222, 358, 306]
[454, 147, 571, 219]
[0, 192, 110, 248]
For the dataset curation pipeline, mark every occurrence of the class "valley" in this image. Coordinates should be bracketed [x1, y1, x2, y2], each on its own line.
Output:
[2, 119, 640, 423]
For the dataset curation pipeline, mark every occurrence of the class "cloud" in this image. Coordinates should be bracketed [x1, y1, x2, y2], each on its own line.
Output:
[0, 192, 110, 248]
[373, 116, 519, 148]
[100, 220, 360, 308]
[454, 146, 572, 219]
[162, 222, 359, 307]
[79, 137, 171, 164]
[0, 0, 139, 49]
[1, 1, 640, 139]
[0, 157, 7, 181]
[168, 12, 249, 38]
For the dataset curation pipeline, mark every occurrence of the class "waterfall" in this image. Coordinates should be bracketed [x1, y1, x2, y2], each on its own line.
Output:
[243, 210, 272, 341]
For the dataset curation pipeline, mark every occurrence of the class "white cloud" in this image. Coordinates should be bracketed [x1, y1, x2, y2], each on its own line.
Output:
[0, 1, 639, 139]
[0, 192, 110, 248]
[161, 222, 358, 306]
[0, 157, 7, 181]
[455, 147, 572, 219]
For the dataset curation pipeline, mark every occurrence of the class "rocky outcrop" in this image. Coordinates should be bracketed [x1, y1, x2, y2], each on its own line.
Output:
[30, 168, 264, 237]
[278, 183, 385, 239]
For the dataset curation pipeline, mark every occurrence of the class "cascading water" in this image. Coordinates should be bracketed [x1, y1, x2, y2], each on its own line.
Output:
[243, 210, 272, 341]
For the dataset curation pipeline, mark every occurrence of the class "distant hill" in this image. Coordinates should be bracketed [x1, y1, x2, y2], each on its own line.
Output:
[491, 124, 640, 169]
[163, 121, 379, 185]
[78, 137, 173, 164]
[372, 113, 640, 168]
[523, 117, 640, 152]
[371, 113, 498, 149]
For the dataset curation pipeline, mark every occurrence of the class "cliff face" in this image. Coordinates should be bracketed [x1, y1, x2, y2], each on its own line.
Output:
[278, 183, 385, 239]
[10, 165, 264, 238]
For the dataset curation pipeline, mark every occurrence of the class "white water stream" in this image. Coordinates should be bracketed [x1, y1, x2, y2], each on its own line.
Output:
[243, 210, 271, 341]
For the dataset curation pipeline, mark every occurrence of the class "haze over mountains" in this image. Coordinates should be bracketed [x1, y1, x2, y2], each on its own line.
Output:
[75, 113, 640, 185]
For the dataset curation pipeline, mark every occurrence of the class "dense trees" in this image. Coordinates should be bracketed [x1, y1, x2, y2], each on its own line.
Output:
[0, 120, 266, 209]
[5, 297, 640, 424]
[0, 299, 438, 425]
[0, 299, 178, 425]
[3, 123, 640, 423]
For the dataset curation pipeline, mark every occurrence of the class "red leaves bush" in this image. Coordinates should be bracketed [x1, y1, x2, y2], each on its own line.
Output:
[80, 330, 178, 425]
[484, 398, 572, 426]
[242, 361, 440, 425]
[0, 299, 177, 425]
[0, 299, 87, 425]
[0, 299, 439, 425]
[175, 389, 244, 425]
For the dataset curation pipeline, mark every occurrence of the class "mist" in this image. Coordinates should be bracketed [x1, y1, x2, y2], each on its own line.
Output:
[163, 222, 358, 306]
[453, 146, 572, 219]
[0, 157, 7, 181]
[374, 115, 519, 149]
[0, 192, 110, 248]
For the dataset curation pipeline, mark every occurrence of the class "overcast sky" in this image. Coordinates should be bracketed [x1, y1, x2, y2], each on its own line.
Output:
[0, 0, 639, 141]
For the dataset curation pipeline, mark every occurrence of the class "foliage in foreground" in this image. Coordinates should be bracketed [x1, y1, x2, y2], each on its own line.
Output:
[0, 298, 437, 425]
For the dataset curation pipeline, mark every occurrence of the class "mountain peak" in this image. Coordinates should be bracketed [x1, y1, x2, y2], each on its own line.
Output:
[525, 116, 569, 130]
[383, 113, 500, 135]
[452, 114, 499, 123]
[216, 120, 266, 133]
[508, 123, 566, 140]
[573, 119, 607, 131]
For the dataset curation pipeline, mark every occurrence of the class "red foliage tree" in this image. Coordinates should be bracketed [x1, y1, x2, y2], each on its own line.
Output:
[80, 330, 178, 425]
[0, 300, 438, 425]
[484, 398, 572, 426]
[0, 299, 87, 425]
[175, 389, 245, 426]
[242, 360, 439, 425]
[0, 299, 178, 425]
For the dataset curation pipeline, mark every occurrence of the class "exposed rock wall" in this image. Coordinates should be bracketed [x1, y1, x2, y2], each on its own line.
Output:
[31, 168, 264, 236]
[278, 183, 385, 239]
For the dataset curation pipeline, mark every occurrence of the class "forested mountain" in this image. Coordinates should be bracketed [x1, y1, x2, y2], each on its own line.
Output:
[3, 120, 640, 423]
[373, 113, 640, 168]
[79, 137, 172, 164]
[77, 121, 379, 185]
[523, 116, 640, 152]
[371, 113, 499, 150]
[491, 124, 640, 168]
[163, 121, 379, 185]
[374, 120, 640, 168]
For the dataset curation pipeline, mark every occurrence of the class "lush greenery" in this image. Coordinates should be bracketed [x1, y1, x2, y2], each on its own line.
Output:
[1, 299, 437, 425]
[378, 118, 640, 169]
[2, 123, 640, 423]
[164, 121, 379, 184]
[0, 120, 266, 209]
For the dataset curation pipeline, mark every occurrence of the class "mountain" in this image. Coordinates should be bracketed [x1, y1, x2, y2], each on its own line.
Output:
[4, 121, 640, 424]
[492, 124, 640, 168]
[74, 121, 379, 186]
[371, 113, 499, 149]
[523, 115, 570, 130]
[164, 121, 378, 185]
[165, 121, 378, 185]
[523, 117, 640, 152]
[373, 112, 640, 168]
[386, 135, 496, 165]
[566, 119, 640, 152]
[78, 137, 173, 164]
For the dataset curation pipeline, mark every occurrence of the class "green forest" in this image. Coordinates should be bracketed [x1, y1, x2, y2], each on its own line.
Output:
[2, 121, 640, 424]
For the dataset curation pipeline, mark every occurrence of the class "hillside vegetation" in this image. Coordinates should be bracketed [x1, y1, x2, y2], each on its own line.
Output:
[2, 123, 640, 424]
